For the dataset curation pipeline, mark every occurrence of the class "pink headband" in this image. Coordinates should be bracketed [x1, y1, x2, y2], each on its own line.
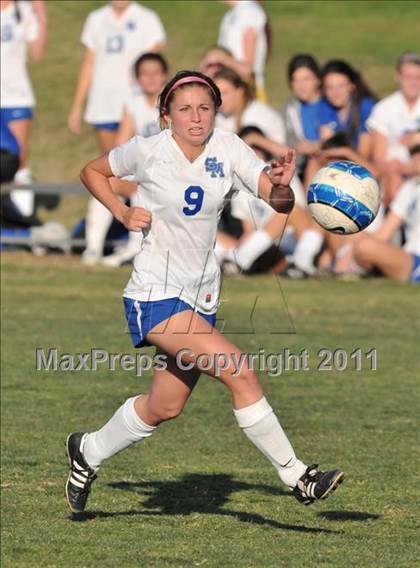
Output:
[162, 76, 217, 110]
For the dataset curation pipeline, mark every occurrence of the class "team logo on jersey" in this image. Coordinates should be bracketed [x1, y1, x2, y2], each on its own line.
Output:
[205, 157, 224, 178]
[126, 21, 136, 31]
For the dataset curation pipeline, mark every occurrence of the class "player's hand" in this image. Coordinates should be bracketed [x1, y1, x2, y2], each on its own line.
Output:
[68, 107, 82, 134]
[121, 206, 152, 232]
[268, 149, 296, 187]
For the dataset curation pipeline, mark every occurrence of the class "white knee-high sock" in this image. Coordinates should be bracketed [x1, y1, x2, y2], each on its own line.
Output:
[85, 196, 114, 256]
[83, 396, 156, 470]
[233, 396, 307, 488]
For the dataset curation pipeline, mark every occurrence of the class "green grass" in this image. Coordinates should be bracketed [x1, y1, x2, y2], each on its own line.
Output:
[1, 252, 420, 567]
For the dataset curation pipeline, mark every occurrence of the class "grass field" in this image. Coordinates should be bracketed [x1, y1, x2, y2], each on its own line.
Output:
[1, 252, 420, 567]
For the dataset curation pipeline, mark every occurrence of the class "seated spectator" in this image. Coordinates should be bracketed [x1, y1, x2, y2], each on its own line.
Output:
[214, 67, 286, 144]
[281, 54, 323, 178]
[319, 59, 377, 157]
[304, 61, 378, 193]
[354, 144, 420, 283]
[367, 51, 420, 206]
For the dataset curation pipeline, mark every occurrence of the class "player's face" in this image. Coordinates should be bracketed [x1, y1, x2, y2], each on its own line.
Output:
[397, 63, 420, 101]
[137, 61, 167, 96]
[167, 86, 216, 147]
[291, 67, 320, 102]
[323, 73, 354, 109]
[215, 78, 243, 114]
[110, 0, 130, 10]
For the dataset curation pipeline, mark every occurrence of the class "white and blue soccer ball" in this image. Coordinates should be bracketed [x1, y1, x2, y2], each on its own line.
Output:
[307, 161, 380, 234]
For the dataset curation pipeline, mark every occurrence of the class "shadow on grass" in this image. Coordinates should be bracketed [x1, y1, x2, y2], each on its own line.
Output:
[317, 510, 381, 522]
[70, 473, 342, 534]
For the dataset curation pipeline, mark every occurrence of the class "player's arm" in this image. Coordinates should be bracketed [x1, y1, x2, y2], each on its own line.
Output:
[258, 150, 296, 214]
[371, 130, 389, 170]
[69, 48, 95, 134]
[80, 154, 151, 232]
[28, 0, 47, 62]
[243, 27, 257, 67]
[115, 109, 135, 145]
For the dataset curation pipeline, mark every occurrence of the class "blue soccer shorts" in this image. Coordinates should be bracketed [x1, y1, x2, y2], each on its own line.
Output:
[123, 297, 217, 348]
[411, 254, 420, 283]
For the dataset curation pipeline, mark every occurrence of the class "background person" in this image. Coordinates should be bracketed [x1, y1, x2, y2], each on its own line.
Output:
[101, 52, 169, 267]
[354, 143, 420, 283]
[367, 51, 420, 206]
[217, 0, 270, 101]
[281, 54, 323, 180]
[0, 0, 47, 214]
[214, 66, 286, 144]
[68, 0, 166, 265]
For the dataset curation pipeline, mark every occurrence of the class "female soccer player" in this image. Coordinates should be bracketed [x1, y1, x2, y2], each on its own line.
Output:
[217, 0, 270, 101]
[0, 0, 47, 212]
[69, 0, 165, 264]
[65, 71, 344, 514]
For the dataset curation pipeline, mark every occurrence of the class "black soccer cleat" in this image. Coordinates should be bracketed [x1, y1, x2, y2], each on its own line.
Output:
[65, 432, 97, 514]
[293, 464, 344, 506]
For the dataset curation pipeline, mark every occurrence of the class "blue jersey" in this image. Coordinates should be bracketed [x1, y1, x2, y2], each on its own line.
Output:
[300, 99, 323, 141]
[319, 97, 375, 146]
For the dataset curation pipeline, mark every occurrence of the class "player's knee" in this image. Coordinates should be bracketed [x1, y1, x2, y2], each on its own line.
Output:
[231, 366, 260, 394]
[153, 402, 185, 422]
[354, 237, 375, 263]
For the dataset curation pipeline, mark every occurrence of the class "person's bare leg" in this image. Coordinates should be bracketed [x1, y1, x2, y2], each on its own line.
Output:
[83, 353, 200, 470]
[134, 352, 201, 425]
[8, 118, 32, 169]
[144, 310, 307, 487]
[354, 236, 412, 281]
[9, 118, 34, 214]
[95, 128, 117, 152]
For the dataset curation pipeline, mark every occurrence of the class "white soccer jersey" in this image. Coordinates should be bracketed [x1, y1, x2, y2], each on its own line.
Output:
[390, 177, 420, 256]
[109, 128, 266, 313]
[218, 0, 267, 91]
[124, 93, 160, 137]
[216, 100, 286, 144]
[81, 2, 166, 124]
[0, 1, 39, 108]
[367, 91, 420, 163]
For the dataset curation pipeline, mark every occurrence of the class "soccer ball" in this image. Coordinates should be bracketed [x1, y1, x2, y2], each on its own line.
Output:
[307, 160, 380, 234]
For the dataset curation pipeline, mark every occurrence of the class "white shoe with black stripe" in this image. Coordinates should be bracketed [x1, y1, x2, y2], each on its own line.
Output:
[65, 432, 97, 513]
[293, 464, 344, 506]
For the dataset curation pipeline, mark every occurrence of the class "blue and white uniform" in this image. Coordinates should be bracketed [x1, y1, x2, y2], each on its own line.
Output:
[0, 1, 39, 117]
[218, 0, 268, 97]
[81, 2, 165, 127]
[109, 128, 266, 345]
[390, 177, 420, 282]
[124, 92, 160, 138]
